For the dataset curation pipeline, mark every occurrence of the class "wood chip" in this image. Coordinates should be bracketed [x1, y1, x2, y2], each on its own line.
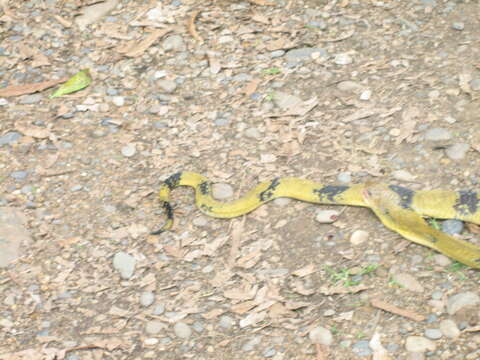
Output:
[370, 298, 425, 322]
[187, 10, 203, 43]
[0, 77, 67, 97]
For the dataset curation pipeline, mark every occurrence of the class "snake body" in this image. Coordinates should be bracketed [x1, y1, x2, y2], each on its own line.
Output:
[154, 171, 480, 269]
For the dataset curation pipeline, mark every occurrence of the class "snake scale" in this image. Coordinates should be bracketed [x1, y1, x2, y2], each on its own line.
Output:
[153, 171, 480, 269]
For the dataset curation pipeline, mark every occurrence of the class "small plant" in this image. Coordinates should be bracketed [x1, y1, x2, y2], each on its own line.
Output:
[262, 67, 281, 75]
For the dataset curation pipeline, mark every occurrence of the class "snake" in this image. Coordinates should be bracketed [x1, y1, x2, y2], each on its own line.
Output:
[153, 171, 480, 269]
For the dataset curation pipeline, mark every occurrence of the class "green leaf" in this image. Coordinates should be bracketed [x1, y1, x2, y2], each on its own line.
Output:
[49, 69, 92, 99]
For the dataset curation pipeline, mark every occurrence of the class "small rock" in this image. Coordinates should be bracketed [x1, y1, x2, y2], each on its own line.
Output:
[439, 319, 460, 338]
[315, 210, 339, 224]
[441, 219, 463, 235]
[337, 172, 352, 183]
[0, 132, 22, 146]
[219, 315, 235, 329]
[452, 22, 464, 31]
[245, 127, 262, 139]
[152, 303, 165, 315]
[393, 273, 424, 292]
[359, 90, 371, 100]
[121, 143, 136, 157]
[309, 326, 333, 345]
[432, 254, 452, 267]
[157, 79, 177, 94]
[272, 91, 303, 110]
[447, 292, 480, 315]
[19, 94, 42, 104]
[424, 127, 452, 141]
[445, 143, 470, 160]
[212, 183, 234, 200]
[405, 336, 436, 352]
[350, 230, 369, 245]
[192, 216, 208, 227]
[273, 198, 291, 207]
[333, 53, 352, 65]
[162, 34, 186, 52]
[173, 322, 192, 339]
[113, 252, 136, 279]
[337, 81, 362, 93]
[242, 336, 262, 352]
[285, 47, 328, 62]
[424, 328, 442, 340]
[260, 154, 276, 163]
[140, 291, 155, 307]
[392, 170, 416, 182]
[10, 171, 28, 180]
[111, 96, 125, 107]
[352, 340, 372, 357]
[145, 320, 165, 335]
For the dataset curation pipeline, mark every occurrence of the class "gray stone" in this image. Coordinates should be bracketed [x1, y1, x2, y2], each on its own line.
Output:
[242, 336, 262, 351]
[352, 340, 371, 357]
[447, 292, 480, 315]
[173, 322, 192, 339]
[113, 251, 136, 279]
[285, 47, 328, 62]
[452, 22, 464, 31]
[470, 79, 480, 91]
[152, 303, 165, 315]
[439, 319, 460, 338]
[0, 132, 22, 146]
[10, 171, 28, 180]
[212, 183, 234, 200]
[145, 320, 165, 335]
[424, 328, 442, 340]
[392, 273, 424, 292]
[445, 143, 470, 160]
[337, 172, 352, 183]
[162, 35, 186, 52]
[219, 315, 234, 329]
[424, 128, 452, 141]
[0, 207, 32, 267]
[140, 291, 155, 307]
[405, 336, 436, 352]
[157, 79, 177, 94]
[441, 219, 463, 235]
[309, 326, 333, 345]
[121, 143, 136, 157]
[19, 94, 42, 104]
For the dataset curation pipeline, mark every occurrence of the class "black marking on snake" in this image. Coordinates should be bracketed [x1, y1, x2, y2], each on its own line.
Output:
[454, 190, 479, 216]
[162, 201, 174, 220]
[199, 181, 211, 195]
[389, 185, 414, 209]
[200, 204, 213, 213]
[259, 178, 280, 202]
[164, 172, 182, 190]
[313, 185, 349, 202]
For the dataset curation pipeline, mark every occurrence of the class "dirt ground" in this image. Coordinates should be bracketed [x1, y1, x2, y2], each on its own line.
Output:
[1, 0, 480, 359]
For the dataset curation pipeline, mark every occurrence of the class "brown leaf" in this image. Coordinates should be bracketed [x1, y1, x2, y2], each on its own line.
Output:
[241, 78, 261, 97]
[118, 28, 171, 57]
[163, 244, 184, 258]
[292, 263, 316, 277]
[0, 77, 67, 97]
[246, 0, 275, 5]
[15, 123, 52, 139]
[319, 284, 369, 295]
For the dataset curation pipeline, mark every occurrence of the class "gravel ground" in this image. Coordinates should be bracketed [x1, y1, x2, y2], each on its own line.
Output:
[1, 0, 480, 359]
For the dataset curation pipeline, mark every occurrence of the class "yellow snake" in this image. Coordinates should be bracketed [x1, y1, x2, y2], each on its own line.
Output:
[153, 171, 480, 269]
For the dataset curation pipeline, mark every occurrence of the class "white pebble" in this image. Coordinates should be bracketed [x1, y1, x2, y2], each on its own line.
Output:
[439, 319, 460, 338]
[350, 230, 369, 245]
[212, 183, 234, 200]
[405, 336, 435, 353]
[121, 143, 136, 157]
[140, 291, 155, 307]
[315, 210, 339, 224]
[392, 170, 416, 182]
[334, 53, 353, 65]
[174, 322, 192, 339]
[309, 326, 333, 345]
[112, 96, 125, 107]
[359, 90, 371, 100]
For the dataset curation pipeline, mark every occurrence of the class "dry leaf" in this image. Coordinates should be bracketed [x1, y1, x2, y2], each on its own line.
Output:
[163, 244, 184, 258]
[242, 78, 261, 96]
[319, 284, 369, 295]
[0, 77, 67, 97]
[15, 123, 51, 139]
[75, 0, 119, 30]
[370, 298, 425, 322]
[187, 10, 203, 43]
[223, 283, 258, 301]
[118, 28, 171, 57]
[228, 218, 245, 268]
[230, 300, 257, 314]
[459, 72, 473, 95]
[283, 97, 319, 117]
[292, 263, 316, 277]
[396, 107, 419, 145]
[239, 311, 266, 328]
[202, 308, 225, 319]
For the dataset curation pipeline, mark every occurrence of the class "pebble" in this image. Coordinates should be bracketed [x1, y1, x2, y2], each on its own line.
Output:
[334, 53, 353, 65]
[350, 230, 369, 245]
[162, 34, 186, 52]
[152, 303, 165, 315]
[439, 319, 460, 338]
[263, 347, 276, 358]
[140, 291, 155, 307]
[173, 322, 192, 339]
[308, 326, 332, 345]
[157, 79, 177, 93]
[337, 80, 363, 93]
[359, 89, 371, 100]
[351, 340, 371, 356]
[392, 169, 416, 182]
[405, 336, 436, 352]
[242, 336, 262, 352]
[10, 171, 28, 180]
[272, 91, 302, 110]
[392, 273, 424, 292]
[424, 127, 452, 141]
[121, 143, 136, 157]
[212, 183, 234, 200]
[192, 216, 208, 227]
[445, 143, 470, 160]
[245, 127, 262, 139]
[19, 94, 42, 104]
[0, 132, 22, 146]
[219, 315, 235, 330]
[432, 254, 452, 267]
[447, 292, 480, 315]
[424, 328, 442, 340]
[315, 210, 339, 224]
[111, 96, 125, 106]
[285, 47, 328, 62]
[441, 219, 463, 235]
[145, 320, 166, 335]
[337, 172, 351, 183]
[113, 251, 136, 279]
[452, 22, 464, 30]
[273, 198, 291, 207]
